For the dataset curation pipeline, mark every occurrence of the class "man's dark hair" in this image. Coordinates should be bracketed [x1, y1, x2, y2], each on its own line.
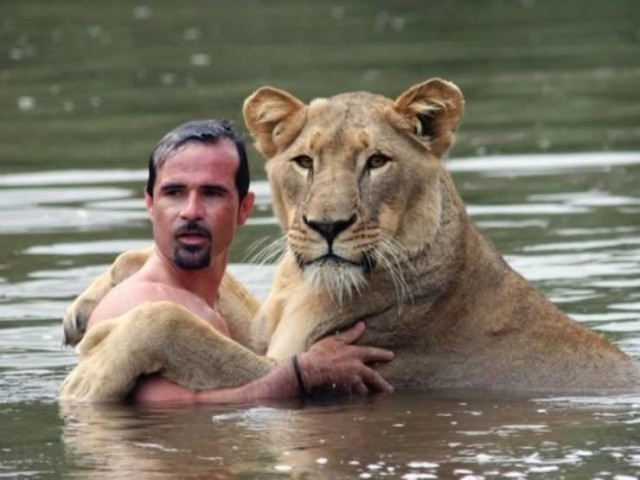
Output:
[146, 119, 250, 200]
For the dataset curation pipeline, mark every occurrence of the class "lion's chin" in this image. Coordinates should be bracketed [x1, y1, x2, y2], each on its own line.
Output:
[302, 259, 368, 305]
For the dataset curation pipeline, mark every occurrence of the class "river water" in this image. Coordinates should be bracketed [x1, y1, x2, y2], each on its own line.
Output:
[1, 153, 639, 478]
[2, 0, 640, 478]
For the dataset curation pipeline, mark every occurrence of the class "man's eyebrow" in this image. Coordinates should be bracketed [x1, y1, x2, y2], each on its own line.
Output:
[201, 184, 233, 196]
[201, 183, 229, 191]
[159, 182, 185, 191]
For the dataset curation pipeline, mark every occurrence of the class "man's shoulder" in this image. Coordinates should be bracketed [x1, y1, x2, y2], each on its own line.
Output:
[87, 278, 184, 328]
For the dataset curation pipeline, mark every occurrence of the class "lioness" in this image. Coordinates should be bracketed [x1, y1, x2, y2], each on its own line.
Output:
[60, 78, 640, 400]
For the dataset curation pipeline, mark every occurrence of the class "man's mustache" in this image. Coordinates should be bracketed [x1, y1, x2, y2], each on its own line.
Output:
[174, 221, 212, 239]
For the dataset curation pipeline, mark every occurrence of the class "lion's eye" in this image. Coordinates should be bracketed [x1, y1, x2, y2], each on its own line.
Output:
[366, 154, 391, 170]
[291, 155, 314, 170]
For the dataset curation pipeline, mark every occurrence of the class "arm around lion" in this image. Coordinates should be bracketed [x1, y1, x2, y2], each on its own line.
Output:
[132, 321, 394, 403]
[60, 301, 275, 402]
[60, 304, 394, 403]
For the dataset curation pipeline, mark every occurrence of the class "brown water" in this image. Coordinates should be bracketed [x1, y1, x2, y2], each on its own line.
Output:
[1, 0, 640, 478]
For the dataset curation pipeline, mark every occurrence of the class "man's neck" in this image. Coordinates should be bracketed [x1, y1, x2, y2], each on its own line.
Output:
[145, 248, 226, 306]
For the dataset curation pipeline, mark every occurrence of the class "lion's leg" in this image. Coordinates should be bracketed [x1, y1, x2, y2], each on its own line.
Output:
[60, 301, 276, 402]
[62, 246, 153, 346]
[60, 316, 149, 401]
[145, 301, 276, 389]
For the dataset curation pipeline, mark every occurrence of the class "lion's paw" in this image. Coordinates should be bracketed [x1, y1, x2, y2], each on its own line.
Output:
[60, 317, 155, 402]
[62, 300, 93, 347]
[59, 352, 137, 402]
[62, 247, 152, 347]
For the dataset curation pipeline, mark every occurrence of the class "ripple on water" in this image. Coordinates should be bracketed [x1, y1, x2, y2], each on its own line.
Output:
[24, 239, 151, 256]
[507, 252, 640, 282]
[447, 152, 640, 176]
[0, 169, 147, 186]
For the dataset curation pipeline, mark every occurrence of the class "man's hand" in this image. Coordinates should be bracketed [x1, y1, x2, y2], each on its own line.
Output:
[297, 322, 394, 395]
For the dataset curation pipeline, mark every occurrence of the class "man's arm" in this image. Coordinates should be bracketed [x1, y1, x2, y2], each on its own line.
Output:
[131, 321, 394, 404]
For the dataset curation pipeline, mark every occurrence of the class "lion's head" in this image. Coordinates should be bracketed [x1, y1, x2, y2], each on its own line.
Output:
[243, 78, 464, 302]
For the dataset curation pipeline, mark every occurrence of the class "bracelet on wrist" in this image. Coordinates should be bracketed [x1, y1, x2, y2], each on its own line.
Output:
[291, 355, 309, 397]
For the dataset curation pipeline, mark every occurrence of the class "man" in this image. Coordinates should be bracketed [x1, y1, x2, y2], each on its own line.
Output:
[84, 119, 394, 403]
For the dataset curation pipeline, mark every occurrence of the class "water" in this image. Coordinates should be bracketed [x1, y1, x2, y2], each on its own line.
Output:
[1, 152, 639, 477]
[2, 0, 640, 477]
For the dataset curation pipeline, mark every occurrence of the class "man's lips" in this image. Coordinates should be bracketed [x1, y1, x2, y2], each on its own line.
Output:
[174, 223, 212, 247]
[176, 233, 210, 245]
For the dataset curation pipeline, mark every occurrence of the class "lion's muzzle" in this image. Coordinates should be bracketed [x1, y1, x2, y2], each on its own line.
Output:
[302, 213, 357, 244]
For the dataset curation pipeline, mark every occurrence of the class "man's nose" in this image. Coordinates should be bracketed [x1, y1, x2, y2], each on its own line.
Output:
[180, 192, 204, 220]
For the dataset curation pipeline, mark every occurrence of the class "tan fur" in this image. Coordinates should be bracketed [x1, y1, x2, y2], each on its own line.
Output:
[61, 78, 640, 401]
[60, 301, 274, 401]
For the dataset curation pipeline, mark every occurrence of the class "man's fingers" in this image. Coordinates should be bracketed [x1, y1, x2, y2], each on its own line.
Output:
[334, 321, 365, 344]
[361, 366, 394, 393]
[303, 322, 395, 396]
[354, 346, 394, 363]
[353, 381, 368, 395]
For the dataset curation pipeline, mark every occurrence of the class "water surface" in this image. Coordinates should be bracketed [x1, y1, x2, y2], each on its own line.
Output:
[1, 152, 639, 478]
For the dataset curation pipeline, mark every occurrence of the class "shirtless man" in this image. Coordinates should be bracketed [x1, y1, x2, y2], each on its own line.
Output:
[83, 119, 394, 403]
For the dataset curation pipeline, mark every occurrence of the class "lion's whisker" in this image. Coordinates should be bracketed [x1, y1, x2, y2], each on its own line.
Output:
[247, 236, 288, 266]
[244, 237, 272, 261]
[304, 262, 367, 306]
[372, 235, 414, 308]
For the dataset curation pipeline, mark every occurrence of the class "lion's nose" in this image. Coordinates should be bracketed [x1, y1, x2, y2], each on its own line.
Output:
[303, 214, 357, 243]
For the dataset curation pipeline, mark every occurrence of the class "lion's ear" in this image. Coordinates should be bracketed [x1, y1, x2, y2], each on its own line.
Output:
[393, 78, 464, 157]
[243, 87, 307, 158]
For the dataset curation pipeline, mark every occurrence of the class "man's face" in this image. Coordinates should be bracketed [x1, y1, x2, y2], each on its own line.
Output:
[145, 140, 253, 270]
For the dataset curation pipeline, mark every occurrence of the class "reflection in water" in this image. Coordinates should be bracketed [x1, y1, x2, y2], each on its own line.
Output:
[1, 153, 639, 477]
[58, 393, 640, 478]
